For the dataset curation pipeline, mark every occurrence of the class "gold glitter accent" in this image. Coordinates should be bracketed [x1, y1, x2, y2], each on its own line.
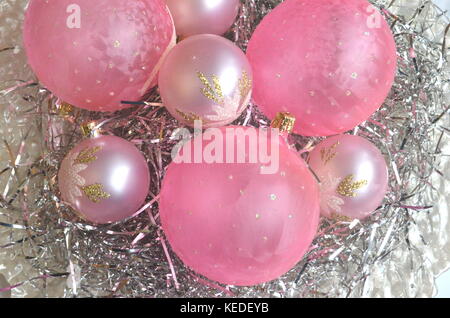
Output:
[175, 109, 202, 124]
[239, 71, 252, 98]
[255, 214, 261, 219]
[81, 184, 111, 203]
[271, 112, 296, 133]
[113, 40, 121, 48]
[351, 72, 358, 79]
[197, 71, 223, 103]
[330, 212, 354, 222]
[57, 102, 74, 116]
[80, 121, 102, 138]
[74, 146, 101, 164]
[269, 194, 277, 200]
[320, 142, 340, 165]
[337, 175, 368, 197]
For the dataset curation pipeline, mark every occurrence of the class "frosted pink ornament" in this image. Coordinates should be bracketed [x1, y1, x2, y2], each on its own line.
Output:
[308, 135, 389, 220]
[158, 34, 253, 128]
[247, 0, 397, 136]
[165, 0, 240, 38]
[23, 0, 175, 112]
[159, 126, 320, 286]
[58, 135, 150, 224]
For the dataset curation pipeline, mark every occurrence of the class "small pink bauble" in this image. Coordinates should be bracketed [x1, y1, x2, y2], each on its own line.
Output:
[23, 0, 175, 112]
[158, 34, 253, 128]
[160, 126, 320, 286]
[247, 0, 397, 136]
[58, 135, 150, 224]
[308, 135, 389, 220]
[165, 0, 240, 38]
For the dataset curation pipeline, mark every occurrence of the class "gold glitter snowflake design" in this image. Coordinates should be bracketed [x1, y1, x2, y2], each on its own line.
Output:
[337, 175, 368, 197]
[81, 184, 111, 203]
[61, 146, 111, 205]
[191, 70, 252, 124]
[320, 142, 340, 165]
[74, 146, 101, 164]
[319, 173, 345, 217]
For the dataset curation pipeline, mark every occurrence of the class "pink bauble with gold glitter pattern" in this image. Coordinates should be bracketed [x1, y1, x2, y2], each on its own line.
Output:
[247, 0, 397, 136]
[308, 135, 389, 220]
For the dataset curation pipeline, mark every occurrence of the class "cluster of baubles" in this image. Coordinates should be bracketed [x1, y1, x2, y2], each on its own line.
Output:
[24, 0, 395, 287]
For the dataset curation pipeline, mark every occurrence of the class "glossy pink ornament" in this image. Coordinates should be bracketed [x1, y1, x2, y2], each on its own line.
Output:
[23, 0, 175, 112]
[247, 0, 397, 136]
[58, 136, 150, 224]
[165, 0, 240, 38]
[160, 126, 320, 286]
[308, 135, 389, 220]
[158, 34, 253, 128]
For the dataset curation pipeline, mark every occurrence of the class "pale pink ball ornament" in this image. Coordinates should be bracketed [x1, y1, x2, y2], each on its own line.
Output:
[23, 0, 175, 112]
[58, 135, 150, 224]
[158, 34, 253, 128]
[308, 135, 389, 220]
[160, 124, 320, 286]
[247, 0, 397, 136]
[165, 0, 240, 38]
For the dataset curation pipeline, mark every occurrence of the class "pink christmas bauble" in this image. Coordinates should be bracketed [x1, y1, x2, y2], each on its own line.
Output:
[308, 135, 389, 220]
[159, 34, 253, 128]
[160, 126, 320, 286]
[23, 0, 175, 112]
[165, 0, 240, 38]
[58, 135, 150, 224]
[247, 0, 397, 136]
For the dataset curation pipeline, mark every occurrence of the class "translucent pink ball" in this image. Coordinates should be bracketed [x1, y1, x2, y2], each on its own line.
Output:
[58, 136, 150, 224]
[160, 126, 320, 286]
[308, 135, 389, 220]
[23, 0, 175, 112]
[247, 0, 397, 136]
[159, 34, 253, 128]
[165, 0, 240, 38]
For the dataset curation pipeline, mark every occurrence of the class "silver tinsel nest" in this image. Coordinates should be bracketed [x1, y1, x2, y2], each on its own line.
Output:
[0, 0, 449, 298]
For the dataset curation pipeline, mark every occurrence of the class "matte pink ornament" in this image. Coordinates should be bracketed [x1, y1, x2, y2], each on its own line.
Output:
[247, 0, 397, 136]
[158, 34, 253, 128]
[165, 0, 240, 38]
[58, 136, 150, 224]
[23, 0, 175, 112]
[308, 135, 389, 220]
[159, 126, 320, 286]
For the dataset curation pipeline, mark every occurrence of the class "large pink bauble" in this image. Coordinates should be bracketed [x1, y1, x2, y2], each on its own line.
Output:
[165, 0, 240, 38]
[58, 136, 150, 224]
[158, 34, 253, 128]
[308, 135, 389, 220]
[23, 0, 175, 112]
[247, 0, 397, 136]
[160, 126, 320, 286]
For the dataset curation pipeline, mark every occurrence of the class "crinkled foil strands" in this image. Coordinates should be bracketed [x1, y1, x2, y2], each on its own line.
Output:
[0, 0, 449, 297]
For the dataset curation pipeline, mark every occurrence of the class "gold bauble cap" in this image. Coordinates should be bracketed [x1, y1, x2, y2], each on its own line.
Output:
[270, 112, 296, 133]
[80, 121, 102, 138]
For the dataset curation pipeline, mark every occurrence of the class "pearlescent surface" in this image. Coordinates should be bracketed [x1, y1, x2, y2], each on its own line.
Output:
[159, 126, 320, 286]
[58, 136, 150, 224]
[165, 0, 240, 38]
[23, 0, 175, 111]
[159, 34, 253, 128]
[247, 0, 397, 136]
[308, 135, 389, 220]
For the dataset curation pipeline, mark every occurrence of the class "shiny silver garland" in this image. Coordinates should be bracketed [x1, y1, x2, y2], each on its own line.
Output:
[0, 0, 448, 297]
